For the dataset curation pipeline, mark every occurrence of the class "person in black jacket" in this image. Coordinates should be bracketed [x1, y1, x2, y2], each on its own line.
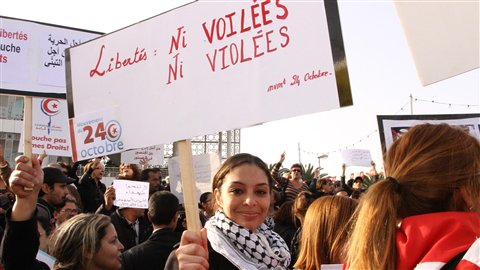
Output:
[110, 207, 151, 251]
[122, 191, 181, 270]
[0, 155, 49, 270]
[77, 158, 106, 213]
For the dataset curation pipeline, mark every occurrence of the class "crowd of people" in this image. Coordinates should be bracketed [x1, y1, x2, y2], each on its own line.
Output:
[0, 123, 478, 269]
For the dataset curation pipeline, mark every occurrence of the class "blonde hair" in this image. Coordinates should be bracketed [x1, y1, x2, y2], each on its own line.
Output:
[294, 196, 357, 270]
[346, 124, 480, 269]
[83, 159, 102, 174]
[49, 213, 111, 270]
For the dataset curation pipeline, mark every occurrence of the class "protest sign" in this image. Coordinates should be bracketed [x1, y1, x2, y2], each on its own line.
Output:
[121, 144, 164, 165]
[66, 0, 352, 161]
[19, 97, 71, 156]
[0, 16, 102, 97]
[113, 179, 149, 209]
[168, 152, 220, 203]
[377, 114, 480, 155]
[341, 149, 372, 167]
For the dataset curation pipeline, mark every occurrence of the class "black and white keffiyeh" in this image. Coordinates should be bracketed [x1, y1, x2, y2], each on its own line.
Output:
[205, 210, 291, 270]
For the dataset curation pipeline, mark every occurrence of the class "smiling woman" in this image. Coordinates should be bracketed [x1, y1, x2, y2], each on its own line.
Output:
[166, 153, 291, 270]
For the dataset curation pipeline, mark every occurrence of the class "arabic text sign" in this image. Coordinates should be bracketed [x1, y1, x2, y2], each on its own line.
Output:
[67, 0, 352, 160]
[341, 149, 372, 167]
[113, 179, 149, 209]
[121, 145, 164, 165]
[0, 16, 101, 96]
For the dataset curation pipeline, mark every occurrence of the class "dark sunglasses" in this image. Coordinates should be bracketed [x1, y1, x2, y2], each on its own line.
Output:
[291, 169, 301, 172]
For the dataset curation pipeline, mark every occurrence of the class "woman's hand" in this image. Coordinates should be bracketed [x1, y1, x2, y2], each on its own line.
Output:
[176, 228, 209, 270]
[104, 186, 116, 210]
[9, 155, 43, 221]
[10, 155, 43, 199]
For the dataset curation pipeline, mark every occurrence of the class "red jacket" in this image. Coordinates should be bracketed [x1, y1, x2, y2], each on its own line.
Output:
[396, 212, 480, 270]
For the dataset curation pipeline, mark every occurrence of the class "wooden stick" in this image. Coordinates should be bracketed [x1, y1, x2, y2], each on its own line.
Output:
[23, 96, 34, 191]
[177, 139, 201, 232]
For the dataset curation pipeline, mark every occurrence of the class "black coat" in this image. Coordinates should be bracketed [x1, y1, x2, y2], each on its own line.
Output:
[122, 227, 181, 270]
[0, 209, 50, 270]
[76, 170, 106, 213]
[164, 240, 239, 270]
[110, 210, 152, 251]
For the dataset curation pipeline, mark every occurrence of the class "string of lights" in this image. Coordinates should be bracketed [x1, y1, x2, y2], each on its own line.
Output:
[301, 95, 479, 157]
[414, 97, 479, 108]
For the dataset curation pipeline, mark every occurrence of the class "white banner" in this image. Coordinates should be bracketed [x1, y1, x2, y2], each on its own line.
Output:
[67, 0, 352, 160]
[121, 144, 164, 165]
[341, 149, 372, 167]
[394, 0, 479, 86]
[19, 97, 71, 156]
[168, 153, 220, 203]
[0, 16, 101, 96]
[113, 179, 149, 209]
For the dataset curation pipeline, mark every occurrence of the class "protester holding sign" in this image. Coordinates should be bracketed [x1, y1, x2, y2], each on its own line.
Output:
[346, 124, 480, 269]
[77, 158, 106, 213]
[166, 153, 291, 270]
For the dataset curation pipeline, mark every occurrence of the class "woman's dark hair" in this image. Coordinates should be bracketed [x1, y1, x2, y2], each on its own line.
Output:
[198, 192, 212, 210]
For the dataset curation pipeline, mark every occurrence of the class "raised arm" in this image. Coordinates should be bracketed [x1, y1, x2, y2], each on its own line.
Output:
[271, 152, 287, 186]
[370, 160, 380, 183]
[1, 155, 44, 270]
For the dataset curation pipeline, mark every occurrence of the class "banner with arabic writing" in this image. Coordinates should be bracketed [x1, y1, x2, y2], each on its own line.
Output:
[120, 144, 164, 165]
[0, 16, 102, 97]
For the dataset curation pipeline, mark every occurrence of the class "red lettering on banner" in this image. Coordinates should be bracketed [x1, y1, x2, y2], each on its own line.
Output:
[202, 0, 290, 72]
[167, 26, 187, 85]
[205, 27, 289, 72]
[89, 45, 148, 78]
[201, 0, 288, 44]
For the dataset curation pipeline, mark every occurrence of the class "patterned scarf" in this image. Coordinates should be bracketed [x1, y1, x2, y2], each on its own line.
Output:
[205, 211, 291, 270]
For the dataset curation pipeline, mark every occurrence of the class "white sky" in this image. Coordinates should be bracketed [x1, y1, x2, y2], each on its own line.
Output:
[2, 0, 479, 177]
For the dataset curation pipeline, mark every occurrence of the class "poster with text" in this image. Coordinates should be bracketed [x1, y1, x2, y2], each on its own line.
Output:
[0, 16, 102, 97]
[121, 144, 164, 165]
[377, 114, 480, 155]
[19, 97, 71, 156]
[341, 149, 372, 167]
[67, 0, 352, 160]
[113, 179, 149, 209]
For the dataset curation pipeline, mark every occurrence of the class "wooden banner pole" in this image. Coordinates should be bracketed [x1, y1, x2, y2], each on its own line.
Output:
[23, 96, 33, 165]
[177, 139, 201, 232]
[23, 96, 34, 191]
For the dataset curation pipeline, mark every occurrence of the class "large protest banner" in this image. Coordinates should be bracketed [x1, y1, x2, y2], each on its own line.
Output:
[0, 16, 102, 97]
[66, 0, 353, 161]
[377, 114, 480, 155]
